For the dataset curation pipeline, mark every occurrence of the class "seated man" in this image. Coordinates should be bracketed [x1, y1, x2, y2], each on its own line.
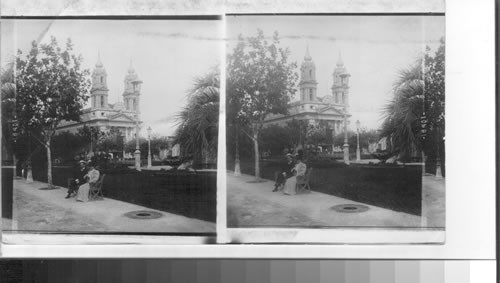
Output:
[65, 160, 88, 199]
[273, 153, 295, 192]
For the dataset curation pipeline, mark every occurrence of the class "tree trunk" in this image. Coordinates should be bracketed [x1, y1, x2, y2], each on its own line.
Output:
[234, 128, 241, 176]
[46, 138, 53, 189]
[253, 131, 260, 179]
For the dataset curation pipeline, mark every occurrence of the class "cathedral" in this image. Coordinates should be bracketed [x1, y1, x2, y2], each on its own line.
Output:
[264, 46, 352, 135]
[56, 55, 143, 142]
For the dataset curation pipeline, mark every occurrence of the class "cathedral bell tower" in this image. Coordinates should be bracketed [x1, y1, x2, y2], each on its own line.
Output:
[122, 61, 143, 119]
[90, 53, 109, 109]
[299, 45, 318, 102]
[331, 51, 351, 108]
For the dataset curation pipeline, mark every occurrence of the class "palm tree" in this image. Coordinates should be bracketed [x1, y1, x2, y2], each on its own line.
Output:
[380, 60, 425, 161]
[381, 38, 445, 174]
[1, 62, 17, 161]
[174, 68, 219, 165]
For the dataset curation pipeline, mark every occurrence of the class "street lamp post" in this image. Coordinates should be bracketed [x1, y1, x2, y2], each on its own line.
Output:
[134, 119, 141, 171]
[147, 126, 152, 169]
[343, 108, 350, 165]
[356, 120, 361, 162]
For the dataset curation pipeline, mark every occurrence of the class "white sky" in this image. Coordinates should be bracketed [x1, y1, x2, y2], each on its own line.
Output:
[1, 16, 444, 135]
[226, 15, 445, 130]
[1, 19, 223, 136]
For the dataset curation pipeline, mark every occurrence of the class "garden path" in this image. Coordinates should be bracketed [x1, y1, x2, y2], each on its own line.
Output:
[227, 173, 444, 228]
[4, 178, 215, 233]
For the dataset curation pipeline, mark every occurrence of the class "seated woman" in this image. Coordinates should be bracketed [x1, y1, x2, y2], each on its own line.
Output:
[76, 163, 100, 202]
[282, 155, 307, 196]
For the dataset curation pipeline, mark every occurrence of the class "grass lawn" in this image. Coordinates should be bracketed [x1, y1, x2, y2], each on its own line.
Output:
[228, 158, 423, 216]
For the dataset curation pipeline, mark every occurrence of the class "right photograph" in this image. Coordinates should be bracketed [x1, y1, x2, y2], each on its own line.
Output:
[225, 15, 445, 241]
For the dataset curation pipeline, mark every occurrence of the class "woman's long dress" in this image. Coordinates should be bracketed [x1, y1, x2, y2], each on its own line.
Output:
[283, 162, 307, 196]
[76, 169, 100, 202]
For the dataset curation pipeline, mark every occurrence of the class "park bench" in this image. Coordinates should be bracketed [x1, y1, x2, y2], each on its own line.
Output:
[296, 167, 312, 194]
[89, 174, 105, 201]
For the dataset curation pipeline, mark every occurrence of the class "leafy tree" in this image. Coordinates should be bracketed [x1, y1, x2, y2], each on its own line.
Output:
[15, 37, 91, 188]
[124, 135, 171, 158]
[259, 124, 293, 156]
[174, 67, 219, 165]
[51, 131, 88, 162]
[78, 125, 106, 153]
[227, 29, 298, 178]
[380, 37, 445, 172]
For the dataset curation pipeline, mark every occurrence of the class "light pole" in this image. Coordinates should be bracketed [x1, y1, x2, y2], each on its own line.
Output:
[147, 126, 152, 169]
[134, 119, 141, 171]
[343, 108, 350, 165]
[356, 120, 361, 162]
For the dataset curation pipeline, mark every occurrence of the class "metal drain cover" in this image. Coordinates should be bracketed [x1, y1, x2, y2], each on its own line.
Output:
[331, 204, 369, 213]
[124, 210, 163, 220]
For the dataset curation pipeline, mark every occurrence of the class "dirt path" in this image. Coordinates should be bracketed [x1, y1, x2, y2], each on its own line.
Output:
[4, 179, 215, 233]
[227, 174, 426, 228]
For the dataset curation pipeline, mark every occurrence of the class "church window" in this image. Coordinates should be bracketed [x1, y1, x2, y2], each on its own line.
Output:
[101, 96, 104, 108]
[133, 98, 136, 110]
[309, 70, 312, 77]
[100, 77, 103, 84]
[93, 97, 96, 108]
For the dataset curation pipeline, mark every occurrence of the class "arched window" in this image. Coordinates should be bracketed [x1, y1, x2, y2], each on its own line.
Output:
[101, 96, 104, 108]
[309, 70, 312, 77]
[133, 98, 136, 110]
[93, 97, 96, 108]
[100, 77, 103, 84]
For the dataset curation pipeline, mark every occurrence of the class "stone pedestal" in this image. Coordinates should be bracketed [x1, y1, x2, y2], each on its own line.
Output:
[26, 168, 33, 183]
[134, 149, 141, 171]
[343, 143, 350, 165]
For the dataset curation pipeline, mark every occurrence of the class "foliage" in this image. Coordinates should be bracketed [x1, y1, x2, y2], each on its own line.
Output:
[226, 29, 298, 178]
[51, 131, 88, 162]
[174, 67, 219, 164]
[1, 62, 17, 158]
[259, 124, 293, 156]
[77, 125, 107, 152]
[125, 135, 171, 158]
[15, 36, 91, 187]
[380, 37, 445, 167]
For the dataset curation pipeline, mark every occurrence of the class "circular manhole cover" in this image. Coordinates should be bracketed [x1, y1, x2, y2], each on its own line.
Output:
[124, 210, 163, 220]
[331, 204, 370, 213]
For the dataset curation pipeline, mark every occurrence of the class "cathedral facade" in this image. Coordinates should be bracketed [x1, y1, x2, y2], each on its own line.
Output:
[56, 55, 143, 141]
[264, 47, 352, 135]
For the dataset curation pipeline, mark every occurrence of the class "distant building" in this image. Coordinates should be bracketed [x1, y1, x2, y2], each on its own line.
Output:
[57, 54, 143, 141]
[264, 46, 352, 134]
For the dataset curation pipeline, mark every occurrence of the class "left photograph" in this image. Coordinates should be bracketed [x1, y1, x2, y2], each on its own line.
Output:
[1, 19, 221, 236]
